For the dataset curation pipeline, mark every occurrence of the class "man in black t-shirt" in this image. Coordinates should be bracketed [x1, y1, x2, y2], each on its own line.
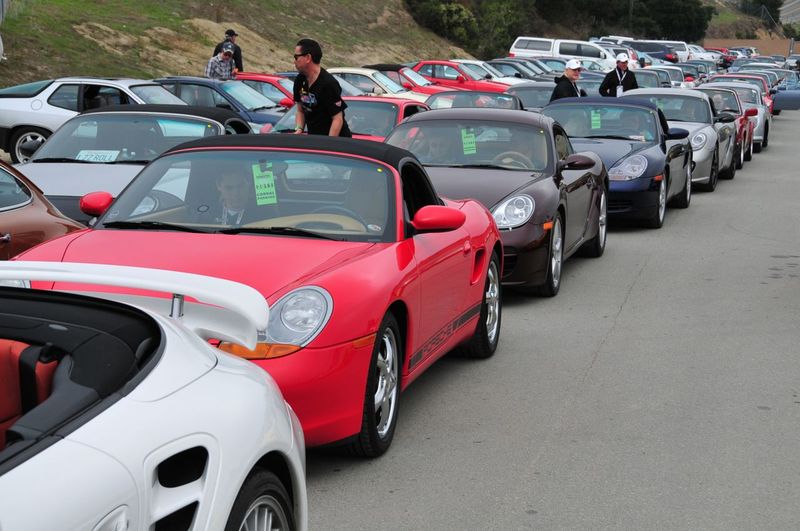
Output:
[213, 29, 243, 72]
[292, 38, 351, 137]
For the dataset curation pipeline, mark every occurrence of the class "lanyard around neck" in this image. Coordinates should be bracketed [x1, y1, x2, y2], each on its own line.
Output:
[616, 69, 627, 83]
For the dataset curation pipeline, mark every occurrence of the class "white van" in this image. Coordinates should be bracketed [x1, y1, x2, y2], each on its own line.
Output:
[509, 37, 616, 69]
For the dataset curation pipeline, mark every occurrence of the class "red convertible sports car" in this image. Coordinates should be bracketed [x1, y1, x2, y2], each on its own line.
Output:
[411, 61, 510, 93]
[16, 135, 503, 457]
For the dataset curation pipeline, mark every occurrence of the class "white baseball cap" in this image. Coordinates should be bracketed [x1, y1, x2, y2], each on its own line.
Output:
[565, 59, 583, 70]
[616, 53, 630, 63]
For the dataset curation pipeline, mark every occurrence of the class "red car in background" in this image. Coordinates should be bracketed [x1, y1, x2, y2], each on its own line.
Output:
[16, 135, 503, 457]
[362, 63, 458, 95]
[235, 72, 295, 108]
[709, 74, 775, 114]
[0, 161, 83, 259]
[264, 96, 429, 141]
[411, 60, 510, 92]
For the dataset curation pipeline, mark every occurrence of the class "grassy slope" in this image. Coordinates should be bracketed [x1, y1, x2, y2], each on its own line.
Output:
[0, 0, 469, 88]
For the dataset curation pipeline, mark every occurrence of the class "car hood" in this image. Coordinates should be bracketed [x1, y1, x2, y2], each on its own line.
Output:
[15, 162, 143, 197]
[424, 166, 548, 209]
[569, 138, 653, 169]
[54, 230, 376, 300]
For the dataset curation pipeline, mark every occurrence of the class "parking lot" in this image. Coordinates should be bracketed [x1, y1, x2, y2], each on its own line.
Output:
[305, 112, 800, 529]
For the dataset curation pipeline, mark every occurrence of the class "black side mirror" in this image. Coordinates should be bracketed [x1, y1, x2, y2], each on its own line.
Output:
[715, 112, 736, 123]
[666, 127, 689, 140]
[485, 74, 493, 80]
[514, 73, 523, 78]
[19, 138, 44, 159]
[557, 153, 595, 171]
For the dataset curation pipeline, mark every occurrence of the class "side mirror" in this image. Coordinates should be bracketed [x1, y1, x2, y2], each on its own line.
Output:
[372, 86, 385, 95]
[80, 191, 114, 218]
[514, 73, 523, 78]
[715, 111, 736, 123]
[744, 107, 758, 117]
[456, 75, 467, 83]
[557, 153, 594, 171]
[278, 97, 294, 108]
[19, 138, 44, 159]
[484, 74, 493, 80]
[769, 88, 777, 95]
[685, 75, 695, 82]
[666, 127, 690, 140]
[402, 81, 413, 90]
[411, 205, 466, 233]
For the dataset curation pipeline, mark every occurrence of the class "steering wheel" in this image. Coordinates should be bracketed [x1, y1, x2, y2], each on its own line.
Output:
[492, 151, 535, 170]
[311, 205, 368, 228]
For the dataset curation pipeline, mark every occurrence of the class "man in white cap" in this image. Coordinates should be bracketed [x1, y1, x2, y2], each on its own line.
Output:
[599, 53, 639, 97]
[550, 59, 588, 102]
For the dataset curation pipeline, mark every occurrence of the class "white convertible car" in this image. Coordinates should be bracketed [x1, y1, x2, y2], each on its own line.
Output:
[0, 262, 307, 531]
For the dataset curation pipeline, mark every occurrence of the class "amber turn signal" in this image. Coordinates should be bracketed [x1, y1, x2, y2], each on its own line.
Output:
[218, 342, 300, 360]
[542, 221, 554, 230]
[653, 174, 664, 182]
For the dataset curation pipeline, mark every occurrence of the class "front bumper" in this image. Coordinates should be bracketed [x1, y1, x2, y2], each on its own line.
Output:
[498, 222, 550, 288]
[252, 338, 374, 447]
[608, 177, 661, 218]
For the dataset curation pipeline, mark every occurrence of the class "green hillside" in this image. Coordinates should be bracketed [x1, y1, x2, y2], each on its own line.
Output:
[0, 0, 470, 88]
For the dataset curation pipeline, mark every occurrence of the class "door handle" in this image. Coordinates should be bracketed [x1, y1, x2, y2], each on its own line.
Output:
[0, 233, 10, 244]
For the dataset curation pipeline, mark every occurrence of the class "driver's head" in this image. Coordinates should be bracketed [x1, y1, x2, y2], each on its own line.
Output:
[216, 170, 249, 211]
[427, 133, 455, 162]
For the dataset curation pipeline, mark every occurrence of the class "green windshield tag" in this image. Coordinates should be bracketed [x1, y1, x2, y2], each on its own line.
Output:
[252, 162, 277, 205]
[591, 110, 602, 129]
[461, 128, 477, 155]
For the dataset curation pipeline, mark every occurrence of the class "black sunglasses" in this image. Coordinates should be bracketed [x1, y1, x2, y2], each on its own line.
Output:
[293, 52, 310, 60]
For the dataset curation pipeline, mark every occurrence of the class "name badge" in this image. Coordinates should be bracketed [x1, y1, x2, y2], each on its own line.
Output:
[616, 85, 624, 97]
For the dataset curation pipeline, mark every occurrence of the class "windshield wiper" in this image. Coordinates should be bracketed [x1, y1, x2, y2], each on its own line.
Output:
[102, 220, 211, 233]
[31, 157, 94, 163]
[218, 226, 342, 240]
[250, 105, 277, 112]
[456, 163, 522, 170]
[584, 134, 644, 141]
[106, 159, 152, 164]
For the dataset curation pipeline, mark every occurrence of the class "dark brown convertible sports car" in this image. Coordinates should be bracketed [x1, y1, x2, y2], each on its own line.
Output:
[0, 161, 83, 259]
[385, 108, 608, 296]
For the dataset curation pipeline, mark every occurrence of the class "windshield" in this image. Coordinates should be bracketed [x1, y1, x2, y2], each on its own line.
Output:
[219, 81, 277, 110]
[718, 77, 765, 90]
[700, 90, 740, 113]
[386, 120, 552, 171]
[576, 80, 602, 96]
[543, 104, 658, 142]
[32, 114, 222, 163]
[727, 87, 758, 103]
[634, 95, 711, 123]
[278, 78, 295, 93]
[99, 150, 395, 242]
[129, 85, 186, 104]
[658, 68, 683, 82]
[636, 72, 660, 88]
[271, 99, 398, 137]
[482, 63, 506, 78]
[373, 72, 407, 94]
[460, 63, 491, 80]
[678, 65, 700, 77]
[507, 86, 554, 108]
[334, 76, 366, 96]
[399, 68, 429, 87]
[426, 92, 519, 110]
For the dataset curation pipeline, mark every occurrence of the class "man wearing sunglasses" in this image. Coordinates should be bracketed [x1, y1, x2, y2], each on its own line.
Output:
[292, 38, 351, 137]
[204, 42, 235, 80]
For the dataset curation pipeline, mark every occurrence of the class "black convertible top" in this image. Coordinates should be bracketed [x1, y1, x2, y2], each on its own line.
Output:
[165, 133, 419, 168]
[80, 104, 243, 123]
[362, 63, 406, 71]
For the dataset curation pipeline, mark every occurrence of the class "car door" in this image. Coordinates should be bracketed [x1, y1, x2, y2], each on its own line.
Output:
[554, 126, 591, 249]
[0, 168, 36, 260]
[401, 165, 472, 370]
[44, 83, 83, 124]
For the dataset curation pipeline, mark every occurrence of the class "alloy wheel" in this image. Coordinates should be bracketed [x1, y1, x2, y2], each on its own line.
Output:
[239, 495, 291, 531]
[485, 260, 500, 345]
[14, 131, 47, 163]
[374, 326, 399, 439]
[598, 190, 607, 250]
[551, 218, 563, 290]
[657, 178, 666, 224]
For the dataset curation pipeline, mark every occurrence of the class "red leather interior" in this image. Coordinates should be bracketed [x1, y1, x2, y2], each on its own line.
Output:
[0, 339, 58, 450]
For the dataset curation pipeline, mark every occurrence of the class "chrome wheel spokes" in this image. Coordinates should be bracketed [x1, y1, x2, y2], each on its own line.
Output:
[551, 219, 563, 288]
[240, 495, 289, 531]
[598, 190, 607, 248]
[374, 327, 399, 438]
[658, 179, 666, 223]
[485, 261, 500, 344]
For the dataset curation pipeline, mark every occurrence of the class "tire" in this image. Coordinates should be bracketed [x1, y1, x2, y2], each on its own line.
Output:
[645, 177, 667, 228]
[762, 125, 769, 148]
[753, 141, 762, 154]
[225, 469, 295, 531]
[581, 187, 607, 258]
[536, 213, 563, 297]
[701, 147, 719, 192]
[773, 109, 781, 116]
[458, 252, 502, 359]
[734, 139, 744, 170]
[744, 134, 753, 161]
[720, 144, 737, 180]
[671, 164, 691, 209]
[10, 126, 50, 164]
[347, 312, 401, 457]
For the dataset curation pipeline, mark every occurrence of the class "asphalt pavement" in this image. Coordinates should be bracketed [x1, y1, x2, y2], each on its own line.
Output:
[306, 112, 800, 529]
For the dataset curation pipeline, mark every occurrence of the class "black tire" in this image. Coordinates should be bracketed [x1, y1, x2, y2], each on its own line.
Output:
[10, 126, 50, 164]
[671, 165, 692, 209]
[225, 469, 295, 531]
[744, 135, 753, 161]
[720, 144, 737, 180]
[536, 213, 563, 297]
[581, 187, 606, 258]
[701, 147, 719, 192]
[735, 140, 744, 170]
[347, 312, 401, 457]
[644, 178, 667, 228]
[762, 125, 769, 148]
[458, 252, 501, 358]
[773, 109, 781, 116]
[753, 141, 763, 154]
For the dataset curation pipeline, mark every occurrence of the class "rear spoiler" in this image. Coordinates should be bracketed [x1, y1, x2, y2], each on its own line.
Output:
[0, 261, 268, 349]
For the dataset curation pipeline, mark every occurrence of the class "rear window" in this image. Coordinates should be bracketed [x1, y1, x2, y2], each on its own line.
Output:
[0, 80, 54, 98]
[559, 42, 580, 55]
[514, 38, 551, 51]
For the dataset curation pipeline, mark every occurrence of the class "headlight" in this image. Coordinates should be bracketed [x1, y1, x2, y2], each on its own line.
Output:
[608, 154, 648, 180]
[690, 132, 707, 150]
[265, 286, 332, 346]
[492, 195, 535, 229]
[0, 279, 31, 288]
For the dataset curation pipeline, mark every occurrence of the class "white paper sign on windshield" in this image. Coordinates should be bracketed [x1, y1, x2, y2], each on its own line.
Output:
[75, 150, 120, 162]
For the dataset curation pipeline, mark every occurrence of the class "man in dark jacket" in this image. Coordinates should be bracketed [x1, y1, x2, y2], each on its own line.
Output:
[213, 29, 243, 72]
[550, 59, 588, 102]
[599, 53, 639, 97]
